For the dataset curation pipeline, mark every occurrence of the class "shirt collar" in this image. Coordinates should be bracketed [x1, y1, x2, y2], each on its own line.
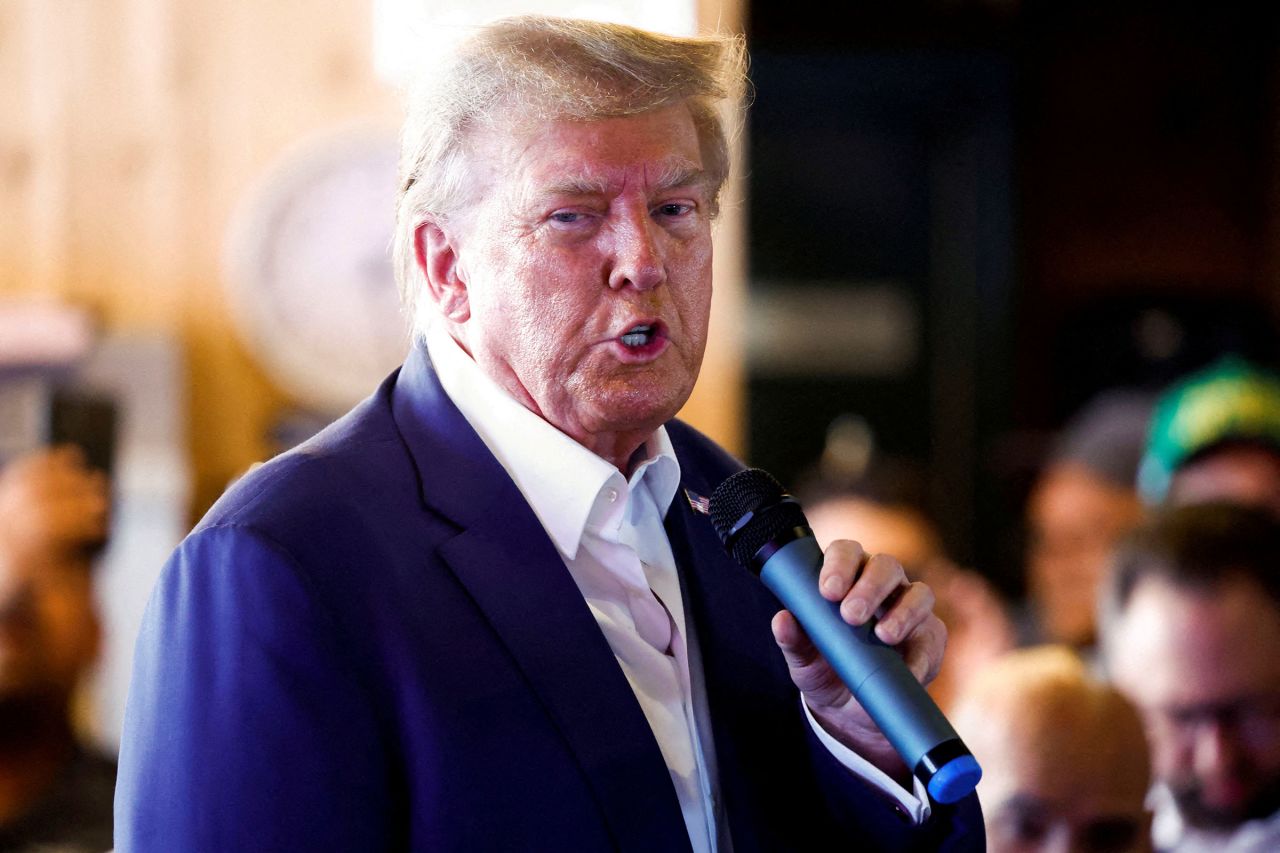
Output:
[424, 323, 680, 560]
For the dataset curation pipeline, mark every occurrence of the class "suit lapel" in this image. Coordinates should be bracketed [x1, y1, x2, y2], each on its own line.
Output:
[389, 346, 691, 852]
[664, 493, 760, 853]
[665, 459, 808, 853]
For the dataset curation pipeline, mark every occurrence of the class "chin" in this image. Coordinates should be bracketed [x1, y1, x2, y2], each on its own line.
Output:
[584, 374, 693, 427]
[595, 403, 680, 435]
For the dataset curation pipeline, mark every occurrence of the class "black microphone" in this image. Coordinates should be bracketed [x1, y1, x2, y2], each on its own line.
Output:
[709, 468, 981, 804]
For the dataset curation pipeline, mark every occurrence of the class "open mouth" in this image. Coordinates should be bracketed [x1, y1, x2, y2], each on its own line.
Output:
[620, 323, 657, 348]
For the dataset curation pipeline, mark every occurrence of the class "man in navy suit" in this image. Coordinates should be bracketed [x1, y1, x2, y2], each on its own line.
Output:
[115, 16, 982, 851]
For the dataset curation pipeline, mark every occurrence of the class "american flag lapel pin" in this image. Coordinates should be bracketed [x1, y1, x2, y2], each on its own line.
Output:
[684, 488, 710, 515]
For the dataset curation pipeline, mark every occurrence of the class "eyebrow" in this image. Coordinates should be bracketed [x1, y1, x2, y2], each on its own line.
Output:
[539, 162, 709, 199]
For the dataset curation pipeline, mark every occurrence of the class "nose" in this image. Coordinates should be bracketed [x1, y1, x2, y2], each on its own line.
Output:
[608, 208, 665, 292]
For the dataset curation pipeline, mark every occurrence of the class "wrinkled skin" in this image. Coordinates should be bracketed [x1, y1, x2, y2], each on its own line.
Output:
[417, 104, 713, 472]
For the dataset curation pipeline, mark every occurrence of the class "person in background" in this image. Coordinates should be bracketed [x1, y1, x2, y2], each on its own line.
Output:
[1100, 503, 1280, 852]
[1138, 357, 1280, 517]
[0, 447, 114, 852]
[1025, 391, 1152, 648]
[951, 645, 1152, 853]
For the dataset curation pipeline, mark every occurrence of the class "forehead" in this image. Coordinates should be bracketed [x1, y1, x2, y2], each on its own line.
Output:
[1111, 575, 1280, 708]
[1029, 464, 1140, 530]
[469, 104, 707, 201]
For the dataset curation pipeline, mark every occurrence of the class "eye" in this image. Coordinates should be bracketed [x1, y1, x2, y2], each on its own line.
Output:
[655, 202, 693, 218]
[550, 211, 583, 224]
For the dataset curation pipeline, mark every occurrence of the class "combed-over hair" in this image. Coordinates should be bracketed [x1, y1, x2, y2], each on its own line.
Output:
[392, 15, 748, 327]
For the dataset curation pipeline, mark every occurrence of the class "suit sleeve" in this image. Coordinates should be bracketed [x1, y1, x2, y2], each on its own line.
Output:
[114, 525, 394, 852]
[801, 715, 986, 851]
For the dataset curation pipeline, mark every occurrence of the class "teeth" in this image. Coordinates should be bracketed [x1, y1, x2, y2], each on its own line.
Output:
[621, 325, 653, 348]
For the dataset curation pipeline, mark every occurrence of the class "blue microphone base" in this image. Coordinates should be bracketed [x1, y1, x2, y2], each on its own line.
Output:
[916, 740, 983, 804]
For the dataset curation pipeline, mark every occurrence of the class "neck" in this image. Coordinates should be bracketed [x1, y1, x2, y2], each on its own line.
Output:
[586, 432, 654, 476]
[0, 694, 77, 823]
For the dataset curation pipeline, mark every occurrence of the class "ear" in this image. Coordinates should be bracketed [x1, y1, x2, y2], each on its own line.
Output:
[414, 220, 471, 323]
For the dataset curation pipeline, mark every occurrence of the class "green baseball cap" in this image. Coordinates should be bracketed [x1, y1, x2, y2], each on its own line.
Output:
[1139, 356, 1280, 504]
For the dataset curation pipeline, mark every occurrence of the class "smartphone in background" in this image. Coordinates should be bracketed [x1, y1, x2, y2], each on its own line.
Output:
[47, 389, 118, 477]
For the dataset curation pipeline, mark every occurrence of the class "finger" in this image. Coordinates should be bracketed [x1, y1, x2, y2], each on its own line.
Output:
[898, 614, 948, 685]
[873, 581, 936, 646]
[770, 609, 819, 668]
[771, 610, 851, 707]
[817, 540, 868, 603]
[840, 552, 907, 625]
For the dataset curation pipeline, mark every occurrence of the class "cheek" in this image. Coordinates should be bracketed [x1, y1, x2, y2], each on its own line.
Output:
[485, 281, 601, 384]
[683, 286, 713, 358]
[494, 245, 597, 324]
[670, 246, 713, 325]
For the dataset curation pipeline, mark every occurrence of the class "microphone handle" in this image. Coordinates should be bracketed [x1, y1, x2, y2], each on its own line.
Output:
[763, 536, 975, 800]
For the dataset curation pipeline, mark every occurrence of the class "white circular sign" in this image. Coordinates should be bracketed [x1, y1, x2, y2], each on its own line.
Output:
[224, 124, 410, 414]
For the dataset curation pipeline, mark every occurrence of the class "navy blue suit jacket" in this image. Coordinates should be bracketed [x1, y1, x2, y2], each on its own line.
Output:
[115, 346, 982, 851]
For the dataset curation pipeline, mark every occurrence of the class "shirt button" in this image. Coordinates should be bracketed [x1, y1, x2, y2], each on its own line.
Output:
[892, 803, 911, 824]
[606, 488, 619, 503]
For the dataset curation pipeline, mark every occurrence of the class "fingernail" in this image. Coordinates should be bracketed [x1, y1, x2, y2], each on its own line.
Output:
[822, 576, 842, 595]
[843, 600, 870, 624]
[877, 618, 898, 642]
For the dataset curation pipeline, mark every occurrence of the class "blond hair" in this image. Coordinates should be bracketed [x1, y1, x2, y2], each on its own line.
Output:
[951, 645, 1150, 798]
[392, 15, 748, 325]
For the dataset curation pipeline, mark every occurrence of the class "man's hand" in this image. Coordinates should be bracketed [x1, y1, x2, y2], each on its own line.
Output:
[0, 446, 110, 569]
[771, 539, 947, 785]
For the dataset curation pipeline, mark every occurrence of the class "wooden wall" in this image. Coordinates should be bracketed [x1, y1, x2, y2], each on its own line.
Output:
[1, 0, 746, 517]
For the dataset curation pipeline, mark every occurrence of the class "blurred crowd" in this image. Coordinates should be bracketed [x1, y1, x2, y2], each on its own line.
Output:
[3, 353, 1280, 851]
[800, 355, 1280, 852]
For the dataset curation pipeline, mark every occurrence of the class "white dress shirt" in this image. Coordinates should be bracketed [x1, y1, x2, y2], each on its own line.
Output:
[425, 323, 930, 849]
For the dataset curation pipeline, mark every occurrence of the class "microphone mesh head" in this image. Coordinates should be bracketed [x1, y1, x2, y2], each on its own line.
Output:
[709, 469, 784, 539]
[710, 469, 809, 568]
